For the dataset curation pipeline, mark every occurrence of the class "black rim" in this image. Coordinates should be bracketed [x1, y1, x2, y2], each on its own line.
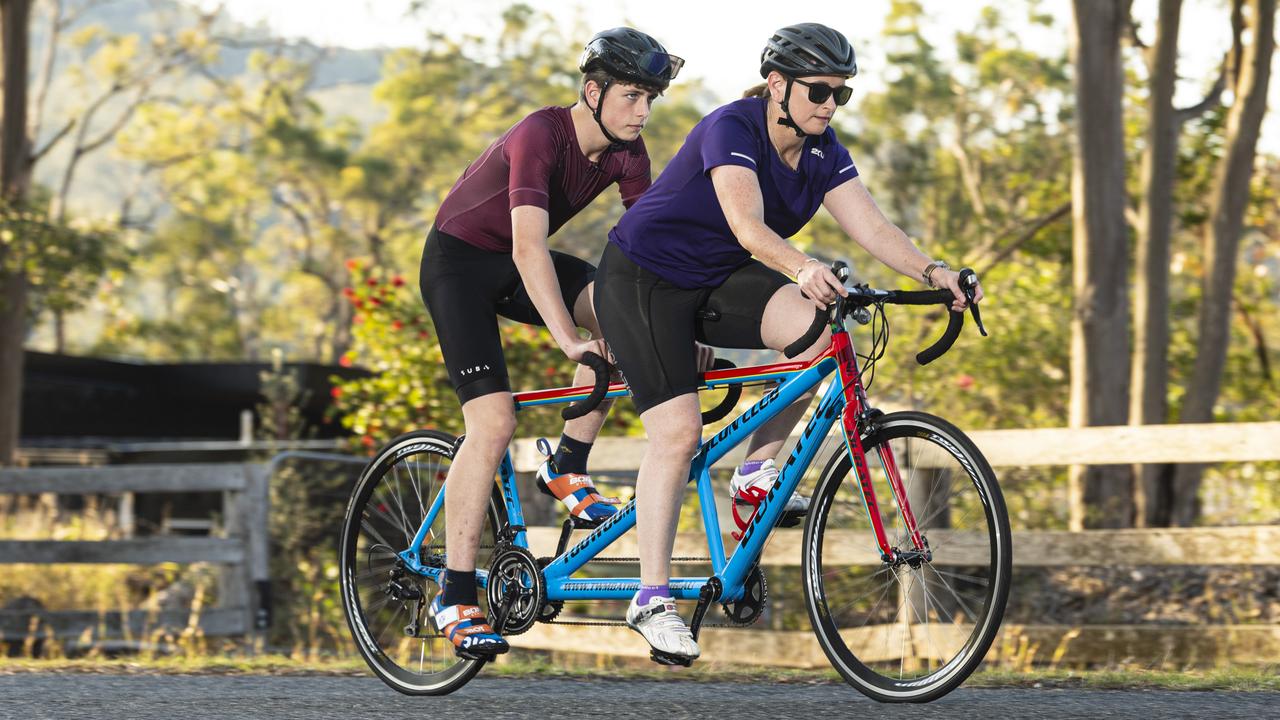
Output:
[340, 431, 502, 694]
[805, 413, 1010, 700]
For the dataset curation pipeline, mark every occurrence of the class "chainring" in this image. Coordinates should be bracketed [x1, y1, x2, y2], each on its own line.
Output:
[486, 545, 545, 636]
[721, 565, 767, 626]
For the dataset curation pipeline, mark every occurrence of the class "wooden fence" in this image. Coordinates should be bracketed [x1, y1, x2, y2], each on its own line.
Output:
[0, 420, 1276, 667]
[0, 464, 270, 647]
[504, 421, 1280, 668]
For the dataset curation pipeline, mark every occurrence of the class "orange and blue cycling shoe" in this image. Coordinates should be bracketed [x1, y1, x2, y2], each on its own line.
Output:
[536, 459, 620, 524]
[427, 594, 509, 660]
[534, 438, 619, 525]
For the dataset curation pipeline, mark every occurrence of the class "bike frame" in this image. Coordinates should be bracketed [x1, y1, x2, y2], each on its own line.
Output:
[396, 321, 926, 604]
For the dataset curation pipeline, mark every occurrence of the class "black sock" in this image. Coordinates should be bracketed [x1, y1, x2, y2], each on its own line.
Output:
[441, 569, 478, 607]
[553, 433, 593, 475]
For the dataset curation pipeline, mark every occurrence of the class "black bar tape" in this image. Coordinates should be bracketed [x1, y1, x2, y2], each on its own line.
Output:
[784, 309, 828, 359]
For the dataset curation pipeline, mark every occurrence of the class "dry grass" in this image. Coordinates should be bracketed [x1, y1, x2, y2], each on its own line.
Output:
[1, 500, 223, 659]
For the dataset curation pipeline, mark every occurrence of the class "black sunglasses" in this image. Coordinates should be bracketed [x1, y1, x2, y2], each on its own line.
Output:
[792, 77, 853, 106]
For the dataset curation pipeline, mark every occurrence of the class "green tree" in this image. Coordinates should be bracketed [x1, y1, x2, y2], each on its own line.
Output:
[1168, 0, 1275, 526]
[1, 0, 217, 464]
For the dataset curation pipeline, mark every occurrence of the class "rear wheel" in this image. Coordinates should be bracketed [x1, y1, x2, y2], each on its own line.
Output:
[803, 411, 1011, 703]
[339, 430, 506, 695]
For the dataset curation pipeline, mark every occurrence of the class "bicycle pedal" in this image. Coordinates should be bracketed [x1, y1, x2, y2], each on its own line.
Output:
[780, 509, 807, 528]
[454, 647, 507, 662]
[649, 649, 695, 667]
[569, 515, 605, 530]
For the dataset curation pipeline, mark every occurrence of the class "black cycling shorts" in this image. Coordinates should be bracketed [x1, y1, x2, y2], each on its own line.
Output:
[419, 225, 595, 404]
[593, 241, 791, 415]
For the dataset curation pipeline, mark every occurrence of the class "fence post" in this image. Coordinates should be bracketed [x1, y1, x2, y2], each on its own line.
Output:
[245, 463, 271, 644]
[118, 492, 135, 538]
[220, 475, 251, 639]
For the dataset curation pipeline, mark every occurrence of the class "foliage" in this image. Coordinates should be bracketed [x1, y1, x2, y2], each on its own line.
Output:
[27, 0, 1279, 528]
[829, 0, 1074, 435]
[328, 260, 643, 449]
[0, 199, 124, 319]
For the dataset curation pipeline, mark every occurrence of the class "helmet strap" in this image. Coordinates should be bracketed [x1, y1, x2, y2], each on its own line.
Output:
[588, 79, 627, 152]
[776, 78, 808, 138]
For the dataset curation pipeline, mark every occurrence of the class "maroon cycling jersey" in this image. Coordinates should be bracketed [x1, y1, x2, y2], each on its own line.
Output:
[435, 106, 651, 252]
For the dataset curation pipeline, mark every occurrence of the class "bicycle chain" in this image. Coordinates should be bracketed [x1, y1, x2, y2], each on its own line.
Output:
[583, 556, 710, 564]
[542, 557, 763, 630]
[545, 618, 747, 629]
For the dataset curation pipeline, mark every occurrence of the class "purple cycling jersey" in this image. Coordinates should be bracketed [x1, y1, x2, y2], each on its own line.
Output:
[436, 106, 651, 252]
[609, 97, 858, 289]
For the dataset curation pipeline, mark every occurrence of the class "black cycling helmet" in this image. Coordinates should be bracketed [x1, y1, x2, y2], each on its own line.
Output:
[759, 23, 856, 138]
[759, 23, 857, 79]
[578, 28, 683, 150]
[579, 27, 684, 91]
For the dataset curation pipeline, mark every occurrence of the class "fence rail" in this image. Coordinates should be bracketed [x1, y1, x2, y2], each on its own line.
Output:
[2, 420, 1277, 666]
[0, 463, 269, 643]
[509, 420, 1280, 471]
[522, 525, 1280, 567]
[509, 421, 1280, 667]
[509, 623, 1280, 668]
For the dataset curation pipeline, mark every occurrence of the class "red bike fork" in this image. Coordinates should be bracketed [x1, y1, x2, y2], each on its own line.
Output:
[832, 331, 926, 561]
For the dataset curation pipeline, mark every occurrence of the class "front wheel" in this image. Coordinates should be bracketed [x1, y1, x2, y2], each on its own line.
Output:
[803, 411, 1011, 703]
[339, 430, 507, 695]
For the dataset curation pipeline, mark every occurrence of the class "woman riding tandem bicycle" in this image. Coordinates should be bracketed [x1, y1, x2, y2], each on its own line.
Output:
[594, 22, 984, 664]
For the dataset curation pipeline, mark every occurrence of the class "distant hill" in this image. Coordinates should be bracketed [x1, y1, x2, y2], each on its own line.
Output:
[30, 0, 389, 218]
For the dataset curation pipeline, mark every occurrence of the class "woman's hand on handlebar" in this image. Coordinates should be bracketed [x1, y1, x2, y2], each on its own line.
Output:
[933, 268, 984, 312]
[797, 261, 848, 309]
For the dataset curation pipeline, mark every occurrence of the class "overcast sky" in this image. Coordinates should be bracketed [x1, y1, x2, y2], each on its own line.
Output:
[194, 0, 1278, 154]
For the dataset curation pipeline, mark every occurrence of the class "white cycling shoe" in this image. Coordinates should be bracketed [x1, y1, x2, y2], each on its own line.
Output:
[730, 458, 809, 523]
[626, 594, 700, 666]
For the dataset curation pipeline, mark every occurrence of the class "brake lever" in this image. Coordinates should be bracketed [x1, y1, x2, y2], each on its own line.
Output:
[958, 268, 988, 337]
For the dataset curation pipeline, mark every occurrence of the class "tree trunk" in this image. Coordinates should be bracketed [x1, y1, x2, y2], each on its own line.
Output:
[1130, 0, 1183, 528]
[0, 0, 33, 467]
[1068, 0, 1134, 530]
[1170, 0, 1275, 527]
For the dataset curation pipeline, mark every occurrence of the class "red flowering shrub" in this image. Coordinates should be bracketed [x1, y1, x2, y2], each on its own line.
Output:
[330, 261, 643, 450]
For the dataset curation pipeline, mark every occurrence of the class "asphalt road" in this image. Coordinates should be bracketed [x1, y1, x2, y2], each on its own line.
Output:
[2, 674, 1275, 720]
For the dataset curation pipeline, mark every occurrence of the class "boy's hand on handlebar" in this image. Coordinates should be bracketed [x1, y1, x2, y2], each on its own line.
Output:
[797, 261, 848, 309]
[562, 337, 611, 365]
[695, 342, 715, 372]
[933, 268, 984, 312]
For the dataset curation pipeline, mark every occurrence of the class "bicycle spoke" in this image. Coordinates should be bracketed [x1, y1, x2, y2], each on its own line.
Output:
[403, 459, 430, 520]
[807, 416, 1010, 699]
[341, 433, 497, 693]
[915, 573, 952, 669]
[360, 515, 400, 552]
[367, 486, 411, 536]
[928, 567, 991, 587]
[827, 567, 897, 622]
[374, 602, 408, 646]
[358, 563, 396, 586]
[363, 591, 395, 617]
[923, 563, 982, 622]
[893, 569, 910, 678]
[386, 472, 416, 547]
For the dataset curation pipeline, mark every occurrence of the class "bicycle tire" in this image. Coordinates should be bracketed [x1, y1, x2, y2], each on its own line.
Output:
[339, 429, 507, 695]
[803, 411, 1011, 703]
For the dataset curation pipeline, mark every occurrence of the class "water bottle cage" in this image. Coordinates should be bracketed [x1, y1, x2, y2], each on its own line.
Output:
[730, 486, 769, 541]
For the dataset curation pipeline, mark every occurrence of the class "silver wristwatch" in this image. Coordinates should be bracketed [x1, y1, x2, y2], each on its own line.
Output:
[922, 260, 949, 288]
